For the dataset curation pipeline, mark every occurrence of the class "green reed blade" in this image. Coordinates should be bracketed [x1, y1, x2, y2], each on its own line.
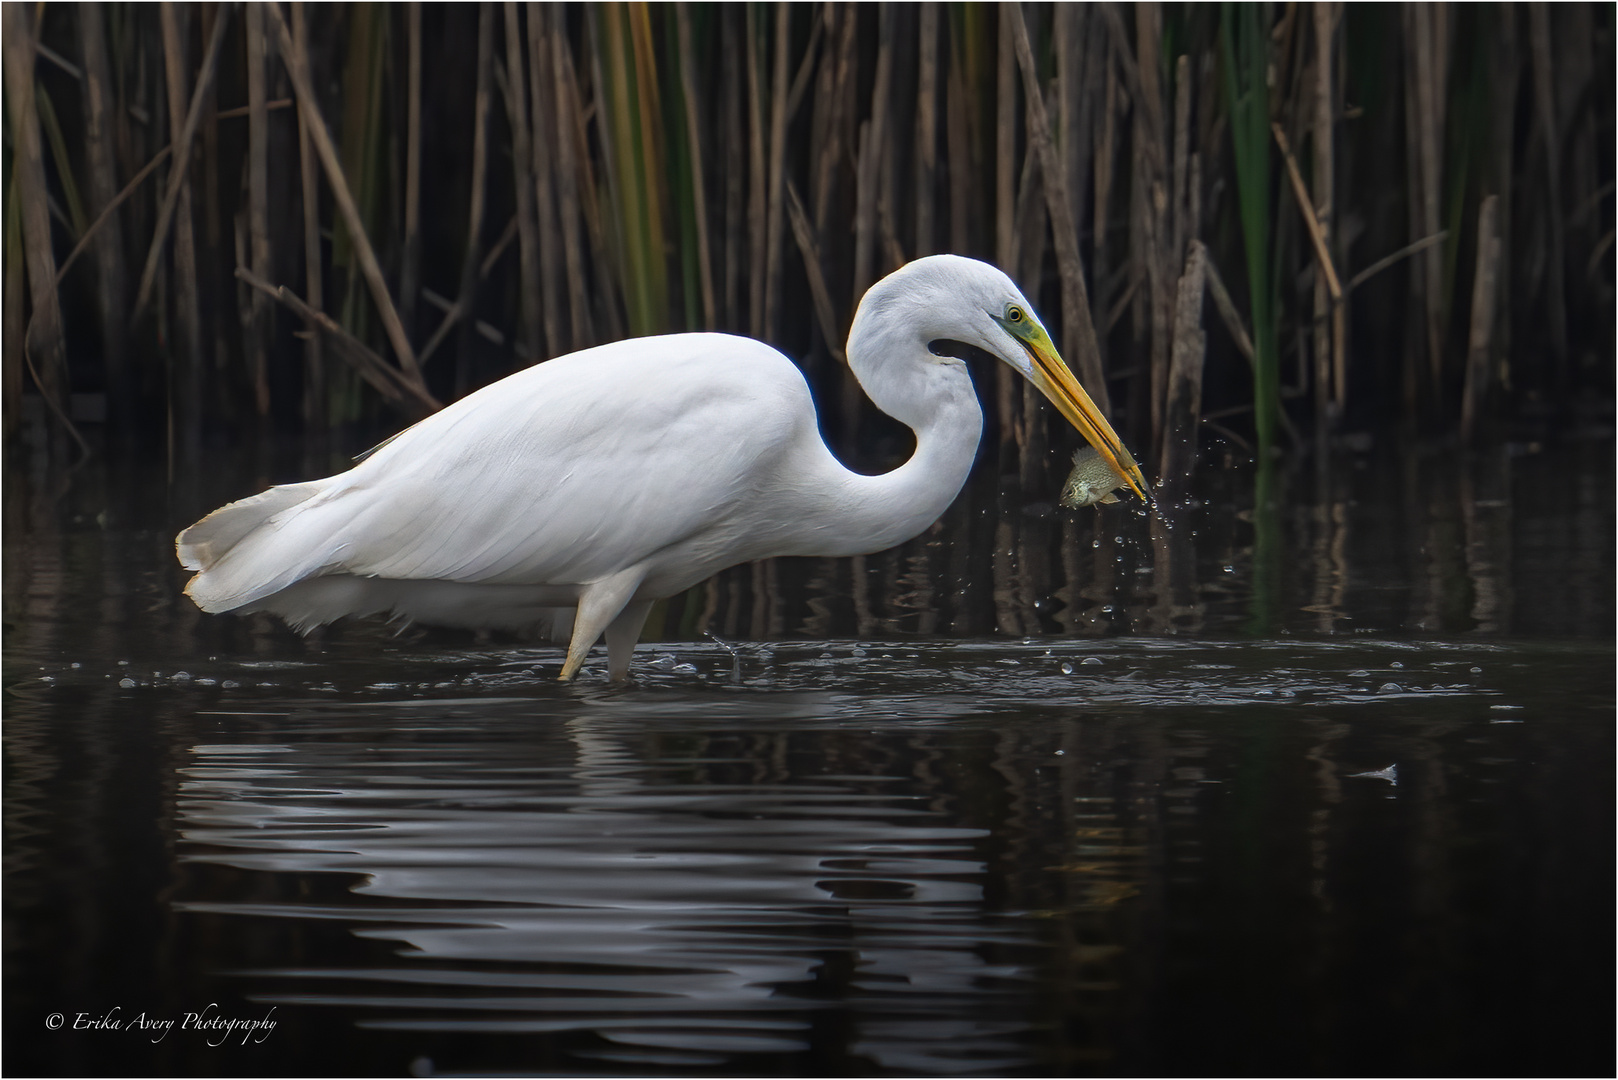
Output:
[1221, 2, 1278, 456]
[598, 2, 669, 338]
[34, 83, 87, 238]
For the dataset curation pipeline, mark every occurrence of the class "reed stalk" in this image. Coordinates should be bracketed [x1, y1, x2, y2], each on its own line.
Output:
[1006, 1, 1109, 413]
[452, 3, 495, 390]
[237, 267, 441, 415]
[75, 2, 130, 428]
[5, 3, 68, 429]
[1159, 240, 1208, 484]
[4, 176, 21, 438]
[1526, 5, 1569, 373]
[266, 3, 422, 382]
[525, 2, 565, 354]
[598, 2, 669, 339]
[548, 3, 594, 349]
[157, 1, 205, 455]
[398, 2, 422, 342]
[34, 88, 88, 239]
[503, 2, 543, 364]
[762, 2, 792, 341]
[293, 2, 326, 429]
[244, 2, 273, 417]
[1091, 28, 1117, 366]
[784, 178, 845, 364]
[1221, 1, 1280, 458]
[674, 2, 717, 327]
[1405, 3, 1450, 403]
[914, 2, 939, 259]
[566, 29, 622, 343]
[994, 6, 1016, 277]
[1462, 194, 1501, 440]
[1312, 2, 1342, 417]
[1, 2, 1607, 471]
[131, 5, 229, 322]
[1054, 6, 1087, 257]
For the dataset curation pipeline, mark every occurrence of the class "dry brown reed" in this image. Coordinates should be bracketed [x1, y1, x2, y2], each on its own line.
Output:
[3, 2, 1611, 481]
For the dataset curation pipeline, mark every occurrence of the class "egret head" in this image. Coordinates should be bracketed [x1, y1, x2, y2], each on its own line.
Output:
[850, 255, 1147, 500]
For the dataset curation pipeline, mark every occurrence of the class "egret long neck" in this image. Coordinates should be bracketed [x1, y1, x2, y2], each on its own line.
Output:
[803, 341, 984, 558]
[840, 384, 982, 555]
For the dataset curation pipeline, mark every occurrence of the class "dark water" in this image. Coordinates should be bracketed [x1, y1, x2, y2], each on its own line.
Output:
[4, 436, 1614, 1077]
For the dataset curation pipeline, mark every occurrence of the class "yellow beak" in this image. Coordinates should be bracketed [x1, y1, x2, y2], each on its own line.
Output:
[1000, 319, 1150, 501]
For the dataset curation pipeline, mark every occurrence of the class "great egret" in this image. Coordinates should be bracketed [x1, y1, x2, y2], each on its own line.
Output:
[178, 255, 1147, 680]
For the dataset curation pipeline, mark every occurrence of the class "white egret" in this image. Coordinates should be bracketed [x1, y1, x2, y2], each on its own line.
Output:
[178, 255, 1147, 680]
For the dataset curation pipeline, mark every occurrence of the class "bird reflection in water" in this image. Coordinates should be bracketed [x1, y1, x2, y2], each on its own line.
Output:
[173, 707, 1146, 1072]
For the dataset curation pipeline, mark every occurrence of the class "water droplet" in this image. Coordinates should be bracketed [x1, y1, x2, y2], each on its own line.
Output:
[1378, 682, 1403, 693]
[118, 678, 136, 689]
[1470, 666, 1482, 674]
[1054, 749, 1065, 756]
[1082, 657, 1103, 666]
[1390, 661, 1404, 669]
[69, 662, 81, 669]
[173, 671, 192, 682]
[221, 680, 240, 689]
[1060, 662, 1074, 675]
[1222, 565, 1235, 574]
[672, 663, 698, 675]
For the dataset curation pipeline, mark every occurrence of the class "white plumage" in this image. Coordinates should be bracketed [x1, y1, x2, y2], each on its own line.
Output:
[178, 255, 1146, 680]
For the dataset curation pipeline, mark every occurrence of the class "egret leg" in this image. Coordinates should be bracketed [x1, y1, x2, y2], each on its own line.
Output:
[604, 601, 653, 682]
[559, 568, 645, 681]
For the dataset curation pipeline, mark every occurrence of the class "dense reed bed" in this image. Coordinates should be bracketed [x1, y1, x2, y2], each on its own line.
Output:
[5, 3, 1613, 478]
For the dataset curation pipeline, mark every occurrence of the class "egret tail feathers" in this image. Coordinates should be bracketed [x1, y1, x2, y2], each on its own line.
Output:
[177, 478, 342, 614]
[177, 479, 335, 570]
[178, 476, 595, 636]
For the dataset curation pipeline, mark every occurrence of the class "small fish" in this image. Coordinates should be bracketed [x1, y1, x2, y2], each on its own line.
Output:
[1060, 447, 1129, 508]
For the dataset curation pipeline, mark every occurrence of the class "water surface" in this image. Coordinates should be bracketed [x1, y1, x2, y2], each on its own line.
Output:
[4, 438, 1613, 1076]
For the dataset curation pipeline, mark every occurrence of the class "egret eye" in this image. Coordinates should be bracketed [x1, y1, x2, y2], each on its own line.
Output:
[1006, 305, 1026, 325]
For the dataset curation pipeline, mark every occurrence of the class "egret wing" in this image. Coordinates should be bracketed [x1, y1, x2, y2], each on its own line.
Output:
[185, 335, 811, 613]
